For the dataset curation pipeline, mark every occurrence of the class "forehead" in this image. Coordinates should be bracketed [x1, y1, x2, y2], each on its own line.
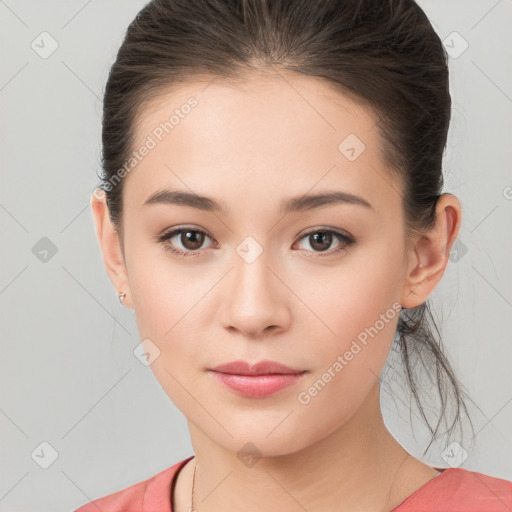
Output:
[133, 71, 379, 146]
[124, 71, 402, 217]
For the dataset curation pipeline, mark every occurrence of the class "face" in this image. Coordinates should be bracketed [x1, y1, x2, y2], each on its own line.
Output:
[102, 71, 416, 456]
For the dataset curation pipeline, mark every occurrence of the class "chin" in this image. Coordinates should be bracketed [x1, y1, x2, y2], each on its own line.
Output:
[196, 411, 329, 460]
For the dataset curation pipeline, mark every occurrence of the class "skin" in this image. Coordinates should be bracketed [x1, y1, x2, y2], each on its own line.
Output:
[91, 70, 461, 512]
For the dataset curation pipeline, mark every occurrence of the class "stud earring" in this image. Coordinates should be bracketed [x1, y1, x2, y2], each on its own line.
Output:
[118, 291, 127, 304]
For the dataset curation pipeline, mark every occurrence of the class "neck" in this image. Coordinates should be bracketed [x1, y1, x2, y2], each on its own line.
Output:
[180, 383, 430, 512]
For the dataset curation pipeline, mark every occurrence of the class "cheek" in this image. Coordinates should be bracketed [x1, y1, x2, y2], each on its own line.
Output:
[126, 249, 214, 396]
[293, 238, 403, 345]
[292, 300, 400, 444]
[127, 257, 205, 413]
[127, 244, 204, 339]
[292, 241, 403, 405]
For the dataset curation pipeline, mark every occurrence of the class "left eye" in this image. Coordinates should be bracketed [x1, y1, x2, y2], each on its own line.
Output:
[157, 227, 355, 258]
[294, 229, 355, 255]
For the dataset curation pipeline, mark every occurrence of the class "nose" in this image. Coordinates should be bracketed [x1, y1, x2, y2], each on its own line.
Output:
[218, 248, 291, 338]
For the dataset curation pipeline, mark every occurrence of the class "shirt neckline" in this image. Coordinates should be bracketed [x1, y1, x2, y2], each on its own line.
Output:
[390, 466, 455, 511]
[170, 455, 195, 512]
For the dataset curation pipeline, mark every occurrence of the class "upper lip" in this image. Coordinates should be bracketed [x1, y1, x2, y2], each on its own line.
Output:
[210, 360, 305, 376]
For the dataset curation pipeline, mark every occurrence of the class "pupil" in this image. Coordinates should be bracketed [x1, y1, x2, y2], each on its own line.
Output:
[311, 232, 332, 251]
[182, 231, 203, 250]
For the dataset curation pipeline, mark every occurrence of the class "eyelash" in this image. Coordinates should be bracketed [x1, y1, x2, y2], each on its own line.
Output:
[157, 226, 356, 259]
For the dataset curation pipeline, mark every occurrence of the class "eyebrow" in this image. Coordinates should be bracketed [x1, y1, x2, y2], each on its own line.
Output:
[142, 188, 374, 215]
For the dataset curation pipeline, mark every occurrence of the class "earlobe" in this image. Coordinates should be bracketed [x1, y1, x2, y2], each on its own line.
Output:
[400, 193, 462, 309]
[90, 188, 133, 309]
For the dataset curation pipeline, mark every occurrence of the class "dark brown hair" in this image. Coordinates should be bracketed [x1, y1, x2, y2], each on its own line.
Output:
[98, 0, 478, 456]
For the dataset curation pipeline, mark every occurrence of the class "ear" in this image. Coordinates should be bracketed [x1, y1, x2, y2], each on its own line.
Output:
[400, 193, 462, 309]
[90, 188, 133, 309]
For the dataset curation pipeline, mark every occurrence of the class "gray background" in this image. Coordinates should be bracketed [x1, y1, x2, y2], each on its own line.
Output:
[0, 1, 511, 511]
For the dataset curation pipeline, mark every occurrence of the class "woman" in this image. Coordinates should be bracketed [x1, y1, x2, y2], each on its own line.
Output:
[76, 0, 512, 510]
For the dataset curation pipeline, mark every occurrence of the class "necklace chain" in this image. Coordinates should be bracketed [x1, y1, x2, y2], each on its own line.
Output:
[190, 459, 197, 511]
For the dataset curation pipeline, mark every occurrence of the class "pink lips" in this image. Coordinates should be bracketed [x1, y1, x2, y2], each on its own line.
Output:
[209, 360, 307, 398]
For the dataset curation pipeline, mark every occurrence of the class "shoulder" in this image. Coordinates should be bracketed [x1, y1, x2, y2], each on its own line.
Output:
[73, 456, 194, 512]
[395, 467, 512, 511]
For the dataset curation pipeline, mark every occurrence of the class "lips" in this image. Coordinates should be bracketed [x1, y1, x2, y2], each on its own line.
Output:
[209, 360, 307, 398]
[210, 359, 305, 376]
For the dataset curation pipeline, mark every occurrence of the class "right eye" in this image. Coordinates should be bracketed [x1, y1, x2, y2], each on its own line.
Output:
[158, 226, 215, 257]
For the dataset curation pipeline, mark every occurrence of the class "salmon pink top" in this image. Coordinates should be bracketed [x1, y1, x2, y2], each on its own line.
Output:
[74, 455, 512, 511]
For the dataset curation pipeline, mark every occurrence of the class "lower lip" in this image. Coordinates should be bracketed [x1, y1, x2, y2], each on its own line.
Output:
[210, 371, 307, 398]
